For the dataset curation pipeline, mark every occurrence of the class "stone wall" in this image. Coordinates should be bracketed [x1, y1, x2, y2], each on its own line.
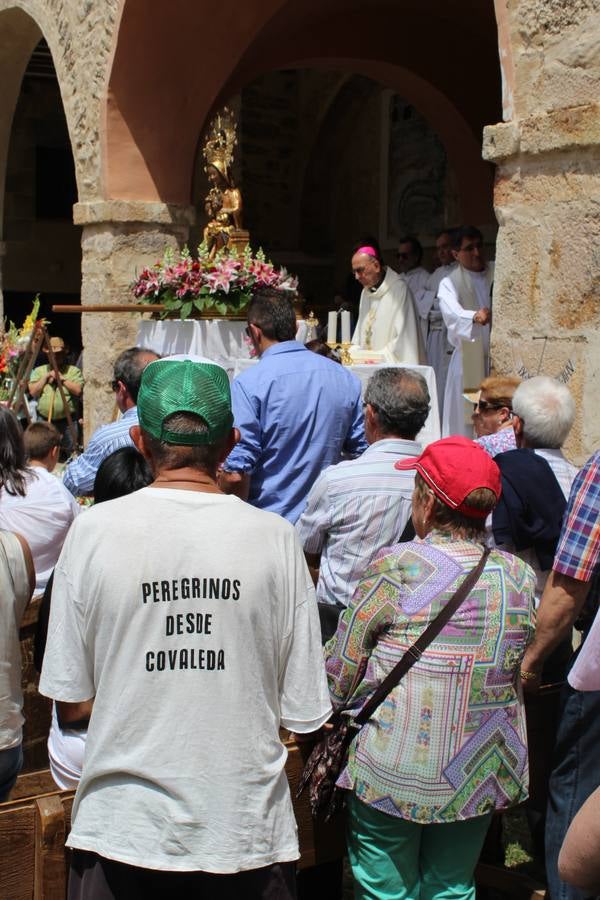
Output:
[485, 0, 600, 463]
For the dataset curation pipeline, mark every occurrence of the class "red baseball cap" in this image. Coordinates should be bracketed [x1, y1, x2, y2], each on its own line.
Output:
[394, 435, 501, 519]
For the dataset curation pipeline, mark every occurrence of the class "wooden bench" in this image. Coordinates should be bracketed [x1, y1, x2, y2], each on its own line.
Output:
[0, 785, 74, 900]
[1, 768, 549, 899]
[0, 742, 344, 899]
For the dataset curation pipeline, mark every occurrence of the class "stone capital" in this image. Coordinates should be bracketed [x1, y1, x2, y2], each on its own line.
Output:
[73, 200, 196, 227]
[483, 104, 600, 163]
[482, 122, 520, 163]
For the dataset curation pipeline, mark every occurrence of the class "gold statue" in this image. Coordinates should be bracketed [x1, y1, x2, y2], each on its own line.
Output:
[202, 108, 246, 257]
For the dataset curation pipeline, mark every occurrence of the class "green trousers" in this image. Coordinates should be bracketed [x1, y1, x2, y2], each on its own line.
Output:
[347, 794, 493, 900]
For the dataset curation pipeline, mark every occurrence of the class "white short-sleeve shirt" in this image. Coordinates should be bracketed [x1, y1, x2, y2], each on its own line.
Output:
[40, 488, 331, 873]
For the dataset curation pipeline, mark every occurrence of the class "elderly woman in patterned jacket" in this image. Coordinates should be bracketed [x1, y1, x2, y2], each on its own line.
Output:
[325, 436, 535, 900]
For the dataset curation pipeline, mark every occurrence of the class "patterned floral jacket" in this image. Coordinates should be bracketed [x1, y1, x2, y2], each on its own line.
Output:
[325, 531, 535, 823]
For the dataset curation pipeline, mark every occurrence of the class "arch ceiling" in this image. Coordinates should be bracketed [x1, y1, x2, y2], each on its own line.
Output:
[106, 0, 501, 211]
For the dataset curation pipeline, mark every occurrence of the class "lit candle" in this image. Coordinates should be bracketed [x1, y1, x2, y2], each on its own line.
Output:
[327, 311, 337, 344]
[341, 310, 351, 344]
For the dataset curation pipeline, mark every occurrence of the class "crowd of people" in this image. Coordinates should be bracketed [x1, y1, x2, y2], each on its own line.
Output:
[0, 284, 598, 900]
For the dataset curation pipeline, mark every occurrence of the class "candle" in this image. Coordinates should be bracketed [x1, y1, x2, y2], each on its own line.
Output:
[341, 310, 351, 344]
[327, 311, 337, 344]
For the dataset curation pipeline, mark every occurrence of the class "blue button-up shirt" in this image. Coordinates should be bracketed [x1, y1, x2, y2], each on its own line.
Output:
[224, 341, 367, 522]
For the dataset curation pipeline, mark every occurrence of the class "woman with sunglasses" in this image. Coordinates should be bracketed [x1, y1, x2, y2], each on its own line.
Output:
[472, 375, 521, 457]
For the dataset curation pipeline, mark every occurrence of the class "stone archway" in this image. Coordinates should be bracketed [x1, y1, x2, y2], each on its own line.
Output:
[0, 1, 125, 432]
[105, 0, 500, 208]
[92, 0, 600, 458]
[3, 36, 83, 350]
[0, 0, 119, 210]
[0, 6, 42, 318]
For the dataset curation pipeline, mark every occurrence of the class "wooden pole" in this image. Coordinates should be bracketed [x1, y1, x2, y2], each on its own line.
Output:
[52, 305, 165, 313]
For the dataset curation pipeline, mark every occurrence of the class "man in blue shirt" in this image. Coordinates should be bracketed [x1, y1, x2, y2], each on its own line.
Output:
[220, 290, 367, 522]
[63, 347, 158, 496]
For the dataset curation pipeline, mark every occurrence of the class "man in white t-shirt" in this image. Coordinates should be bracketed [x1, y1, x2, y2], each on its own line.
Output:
[40, 358, 331, 899]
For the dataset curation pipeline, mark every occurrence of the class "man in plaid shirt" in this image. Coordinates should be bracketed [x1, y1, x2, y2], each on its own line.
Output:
[521, 449, 600, 900]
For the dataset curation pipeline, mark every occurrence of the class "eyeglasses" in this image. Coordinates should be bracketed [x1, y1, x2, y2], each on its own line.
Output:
[459, 241, 483, 253]
[396, 252, 411, 260]
[473, 399, 508, 413]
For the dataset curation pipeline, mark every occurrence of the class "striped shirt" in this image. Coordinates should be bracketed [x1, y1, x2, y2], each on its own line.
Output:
[62, 407, 138, 497]
[554, 450, 600, 582]
[296, 438, 420, 608]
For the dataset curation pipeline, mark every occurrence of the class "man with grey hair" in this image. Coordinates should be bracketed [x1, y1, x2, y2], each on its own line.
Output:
[492, 376, 579, 860]
[512, 375, 578, 496]
[493, 376, 578, 596]
[63, 346, 159, 496]
[296, 367, 430, 639]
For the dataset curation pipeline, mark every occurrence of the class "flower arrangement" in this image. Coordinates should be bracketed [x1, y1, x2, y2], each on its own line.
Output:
[132, 243, 298, 319]
[0, 297, 43, 399]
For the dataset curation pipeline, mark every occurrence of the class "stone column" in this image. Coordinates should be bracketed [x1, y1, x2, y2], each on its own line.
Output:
[74, 201, 195, 440]
[484, 1, 600, 464]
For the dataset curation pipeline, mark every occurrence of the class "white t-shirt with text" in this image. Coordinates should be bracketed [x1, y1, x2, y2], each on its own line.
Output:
[40, 488, 331, 873]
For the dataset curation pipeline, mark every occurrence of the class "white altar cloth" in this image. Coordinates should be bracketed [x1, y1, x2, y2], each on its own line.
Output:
[136, 319, 311, 364]
[137, 319, 249, 365]
[233, 359, 440, 447]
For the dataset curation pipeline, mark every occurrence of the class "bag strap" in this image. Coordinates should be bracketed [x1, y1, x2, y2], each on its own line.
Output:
[354, 547, 490, 727]
[397, 516, 416, 543]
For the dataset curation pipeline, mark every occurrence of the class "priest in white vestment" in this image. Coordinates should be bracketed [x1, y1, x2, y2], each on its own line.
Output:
[438, 226, 494, 437]
[422, 264, 455, 413]
[397, 236, 431, 347]
[415, 231, 456, 413]
[350, 244, 425, 365]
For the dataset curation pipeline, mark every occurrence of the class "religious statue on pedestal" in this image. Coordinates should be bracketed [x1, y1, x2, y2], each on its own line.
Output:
[202, 108, 249, 258]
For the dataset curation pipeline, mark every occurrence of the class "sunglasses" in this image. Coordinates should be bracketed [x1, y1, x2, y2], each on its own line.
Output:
[473, 399, 508, 413]
[396, 252, 411, 260]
